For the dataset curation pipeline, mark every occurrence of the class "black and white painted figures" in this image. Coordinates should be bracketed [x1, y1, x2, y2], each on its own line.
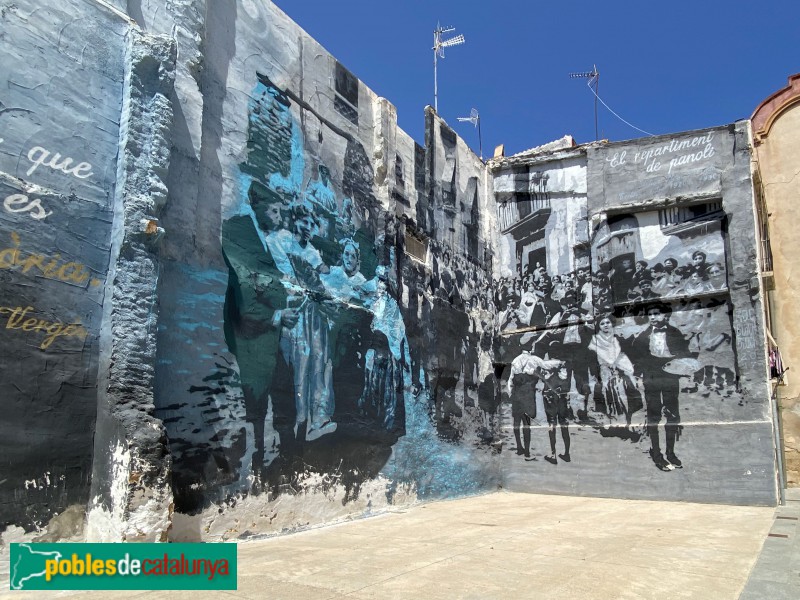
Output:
[496, 188, 743, 475]
[499, 294, 740, 473]
[587, 314, 642, 439]
[630, 304, 694, 470]
[541, 364, 572, 465]
[594, 211, 728, 306]
[508, 350, 561, 460]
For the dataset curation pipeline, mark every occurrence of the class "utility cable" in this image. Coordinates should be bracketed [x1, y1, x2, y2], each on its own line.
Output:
[586, 80, 655, 137]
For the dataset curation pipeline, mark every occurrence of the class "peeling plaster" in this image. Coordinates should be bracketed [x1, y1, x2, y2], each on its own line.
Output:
[170, 472, 417, 543]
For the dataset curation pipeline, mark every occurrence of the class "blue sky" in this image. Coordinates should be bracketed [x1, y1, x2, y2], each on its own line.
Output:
[276, 0, 800, 156]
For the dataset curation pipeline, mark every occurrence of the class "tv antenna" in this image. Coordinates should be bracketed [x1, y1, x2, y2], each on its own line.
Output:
[570, 65, 655, 138]
[569, 65, 599, 140]
[433, 23, 465, 113]
[457, 108, 482, 160]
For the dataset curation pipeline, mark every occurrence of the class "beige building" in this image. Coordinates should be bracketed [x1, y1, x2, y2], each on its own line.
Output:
[752, 73, 800, 487]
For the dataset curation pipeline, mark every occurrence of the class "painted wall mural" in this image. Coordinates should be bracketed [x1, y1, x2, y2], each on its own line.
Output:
[494, 154, 589, 337]
[495, 130, 776, 505]
[0, 0, 780, 544]
[223, 73, 407, 488]
[0, 0, 125, 532]
[593, 207, 728, 306]
[158, 62, 501, 528]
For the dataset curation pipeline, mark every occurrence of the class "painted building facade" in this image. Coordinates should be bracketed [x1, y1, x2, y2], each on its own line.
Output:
[0, 0, 781, 546]
[751, 73, 800, 488]
[491, 126, 775, 504]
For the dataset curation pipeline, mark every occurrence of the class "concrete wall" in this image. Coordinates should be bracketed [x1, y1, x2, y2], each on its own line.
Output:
[492, 126, 777, 505]
[0, 0, 127, 537]
[752, 74, 800, 486]
[0, 0, 781, 545]
[139, 1, 501, 541]
[1, 0, 501, 545]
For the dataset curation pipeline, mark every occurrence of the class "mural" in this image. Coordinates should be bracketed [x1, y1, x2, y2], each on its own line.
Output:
[0, 0, 124, 533]
[593, 206, 728, 307]
[494, 157, 590, 336]
[220, 74, 406, 491]
[501, 294, 739, 468]
[0, 0, 779, 543]
[156, 72, 503, 516]
[0, 179, 111, 531]
[499, 305, 747, 478]
[493, 141, 764, 487]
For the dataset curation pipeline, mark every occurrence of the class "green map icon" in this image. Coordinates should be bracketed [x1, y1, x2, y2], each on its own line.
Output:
[10, 543, 63, 590]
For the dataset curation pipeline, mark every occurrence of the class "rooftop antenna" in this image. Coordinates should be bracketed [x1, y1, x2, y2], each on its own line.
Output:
[433, 23, 465, 113]
[570, 65, 655, 138]
[457, 108, 482, 160]
[569, 65, 599, 140]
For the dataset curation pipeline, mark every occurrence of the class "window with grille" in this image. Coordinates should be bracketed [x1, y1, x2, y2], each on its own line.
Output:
[405, 231, 429, 263]
[334, 61, 358, 125]
[658, 200, 722, 229]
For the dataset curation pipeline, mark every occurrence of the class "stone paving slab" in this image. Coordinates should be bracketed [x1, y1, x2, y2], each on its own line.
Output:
[740, 488, 800, 600]
[1, 491, 777, 599]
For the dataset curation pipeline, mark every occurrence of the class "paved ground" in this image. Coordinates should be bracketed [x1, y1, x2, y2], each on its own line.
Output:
[740, 487, 800, 599]
[2, 490, 786, 599]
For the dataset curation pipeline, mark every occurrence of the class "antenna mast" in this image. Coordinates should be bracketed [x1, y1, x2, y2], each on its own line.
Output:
[457, 108, 482, 159]
[569, 65, 600, 140]
[433, 23, 465, 113]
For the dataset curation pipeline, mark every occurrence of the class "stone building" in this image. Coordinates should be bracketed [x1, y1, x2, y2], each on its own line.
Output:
[751, 73, 800, 488]
[0, 0, 782, 545]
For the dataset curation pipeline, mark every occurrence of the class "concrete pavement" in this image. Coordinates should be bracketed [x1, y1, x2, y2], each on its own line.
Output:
[740, 487, 800, 599]
[3, 490, 784, 599]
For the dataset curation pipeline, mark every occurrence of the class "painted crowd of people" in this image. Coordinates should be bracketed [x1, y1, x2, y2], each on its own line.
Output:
[400, 238, 501, 443]
[607, 252, 727, 304]
[227, 73, 741, 483]
[224, 152, 412, 480]
[499, 249, 735, 472]
[496, 251, 727, 334]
